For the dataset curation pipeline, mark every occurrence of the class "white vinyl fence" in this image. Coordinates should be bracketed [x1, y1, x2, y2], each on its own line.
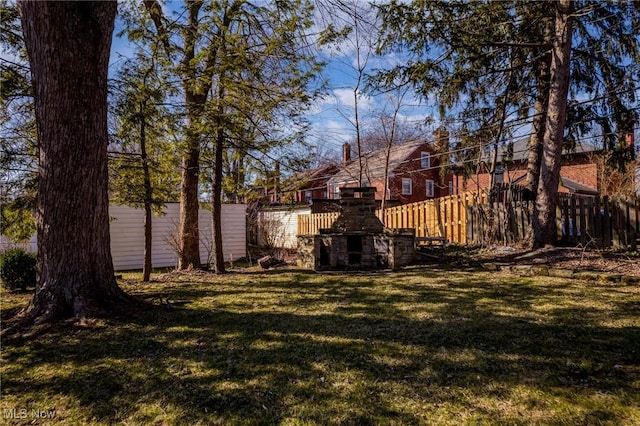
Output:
[256, 206, 310, 249]
[1, 203, 247, 271]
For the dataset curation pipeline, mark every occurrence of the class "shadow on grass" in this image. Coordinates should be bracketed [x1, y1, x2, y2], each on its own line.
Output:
[2, 267, 639, 424]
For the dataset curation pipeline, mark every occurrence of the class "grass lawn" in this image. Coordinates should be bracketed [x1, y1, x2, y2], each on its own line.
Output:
[1, 265, 639, 425]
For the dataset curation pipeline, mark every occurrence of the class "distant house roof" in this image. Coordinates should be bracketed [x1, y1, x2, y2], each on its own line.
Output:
[481, 137, 600, 164]
[560, 176, 598, 195]
[279, 164, 339, 193]
[328, 140, 430, 186]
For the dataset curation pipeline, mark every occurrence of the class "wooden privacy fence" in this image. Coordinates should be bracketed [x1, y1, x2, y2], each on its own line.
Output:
[557, 194, 639, 248]
[466, 189, 640, 249]
[297, 192, 481, 244]
[466, 186, 534, 246]
[298, 189, 640, 249]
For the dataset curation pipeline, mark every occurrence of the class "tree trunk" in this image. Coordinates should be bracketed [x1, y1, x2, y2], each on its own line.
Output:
[19, 0, 128, 323]
[211, 136, 225, 273]
[209, 56, 226, 274]
[140, 104, 153, 282]
[525, 19, 552, 196]
[533, 0, 574, 248]
[175, 2, 205, 270]
[177, 142, 201, 269]
[143, 202, 153, 281]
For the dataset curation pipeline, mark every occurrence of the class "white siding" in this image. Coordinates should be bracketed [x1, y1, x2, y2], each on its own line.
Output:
[109, 203, 246, 271]
[0, 235, 37, 254]
[257, 207, 310, 249]
[198, 204, 247, 265]
[1, 204, 247, 271]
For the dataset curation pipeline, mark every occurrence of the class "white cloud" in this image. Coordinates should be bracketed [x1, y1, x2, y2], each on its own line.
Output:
[332, 88, 375, 113]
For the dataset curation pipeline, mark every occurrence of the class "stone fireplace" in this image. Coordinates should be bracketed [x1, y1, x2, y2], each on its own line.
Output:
[297, 187, 415, 270]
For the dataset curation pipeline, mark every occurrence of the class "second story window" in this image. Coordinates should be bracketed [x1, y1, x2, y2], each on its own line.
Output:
[402, 178, 412, 195]
[421, 151, 431, 169]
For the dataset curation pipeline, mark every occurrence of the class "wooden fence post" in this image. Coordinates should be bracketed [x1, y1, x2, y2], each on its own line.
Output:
[631, 198, 639, 250]
[578, 197, 587, 245]
[603, 196, 612, 247]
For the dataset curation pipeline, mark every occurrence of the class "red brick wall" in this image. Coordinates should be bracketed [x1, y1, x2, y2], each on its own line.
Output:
[453, 155, 599, 194]
[559, 162, 598, 190]
[389, 146, 451, 203]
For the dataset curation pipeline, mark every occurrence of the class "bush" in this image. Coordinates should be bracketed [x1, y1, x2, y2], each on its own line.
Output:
[0, 248, 36, 291]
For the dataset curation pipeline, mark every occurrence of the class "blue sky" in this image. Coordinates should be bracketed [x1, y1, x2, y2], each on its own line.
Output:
[107, 1, 438, 167]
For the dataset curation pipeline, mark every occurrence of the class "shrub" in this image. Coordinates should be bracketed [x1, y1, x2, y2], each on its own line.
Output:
[0, 248, 36, 291]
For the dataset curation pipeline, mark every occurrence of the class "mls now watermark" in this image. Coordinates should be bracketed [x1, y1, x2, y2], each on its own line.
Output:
[3, 408, 56, 419]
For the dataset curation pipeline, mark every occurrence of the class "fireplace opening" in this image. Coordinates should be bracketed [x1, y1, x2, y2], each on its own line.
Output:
[347, 235, 363, 252]
[348, 253, 362, 265]
[319, 240, 330, 266]
[347, 235, 363, 266]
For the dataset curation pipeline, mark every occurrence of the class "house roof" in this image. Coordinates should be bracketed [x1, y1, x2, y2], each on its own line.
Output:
[560, 176, 598, 195]
[280, 164, 339, 192]
[481, 137, 600, 163]
[327, 140, 430, 186]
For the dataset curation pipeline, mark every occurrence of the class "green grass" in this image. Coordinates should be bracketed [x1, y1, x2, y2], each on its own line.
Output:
[1, 265, 639, 425]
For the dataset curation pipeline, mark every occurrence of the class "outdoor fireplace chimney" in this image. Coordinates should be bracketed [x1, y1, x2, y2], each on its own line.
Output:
[625, 131, 635, 151]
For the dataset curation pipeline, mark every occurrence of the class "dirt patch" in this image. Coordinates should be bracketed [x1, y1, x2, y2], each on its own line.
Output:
[458, 246, 640, 277]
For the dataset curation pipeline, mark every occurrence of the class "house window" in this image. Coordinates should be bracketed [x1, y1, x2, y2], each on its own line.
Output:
[421, 152, 431, 169]
[305, 190, 312, 204]
[402, 178, 412, 195]
[448, 181, 454, 195]
[426, 179, 435, 197]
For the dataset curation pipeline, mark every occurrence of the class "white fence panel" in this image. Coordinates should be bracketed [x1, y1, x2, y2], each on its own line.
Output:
[1, 203, 247, 271]
[0, 235, 37, 253]
[257, 207, 310, 249]
[198, 203, 247, 265]
[110, 203, 247, 270]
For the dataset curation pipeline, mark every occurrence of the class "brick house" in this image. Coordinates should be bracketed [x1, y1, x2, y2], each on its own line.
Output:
[452, 138, 602, 196]
[326, 138, 452, 204]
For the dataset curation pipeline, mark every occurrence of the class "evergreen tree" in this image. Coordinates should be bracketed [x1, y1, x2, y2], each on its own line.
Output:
[1, 2, 37, 243]
[132, 0, 323, 272]
[109, 51, 180, 281]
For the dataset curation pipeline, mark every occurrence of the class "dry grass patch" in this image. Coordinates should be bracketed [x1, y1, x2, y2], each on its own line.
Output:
[1, 266, 639, 425]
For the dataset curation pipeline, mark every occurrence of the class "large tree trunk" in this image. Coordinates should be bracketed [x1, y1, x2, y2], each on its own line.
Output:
[19, 1, 128, 323]
[533, 0, 574, 248]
